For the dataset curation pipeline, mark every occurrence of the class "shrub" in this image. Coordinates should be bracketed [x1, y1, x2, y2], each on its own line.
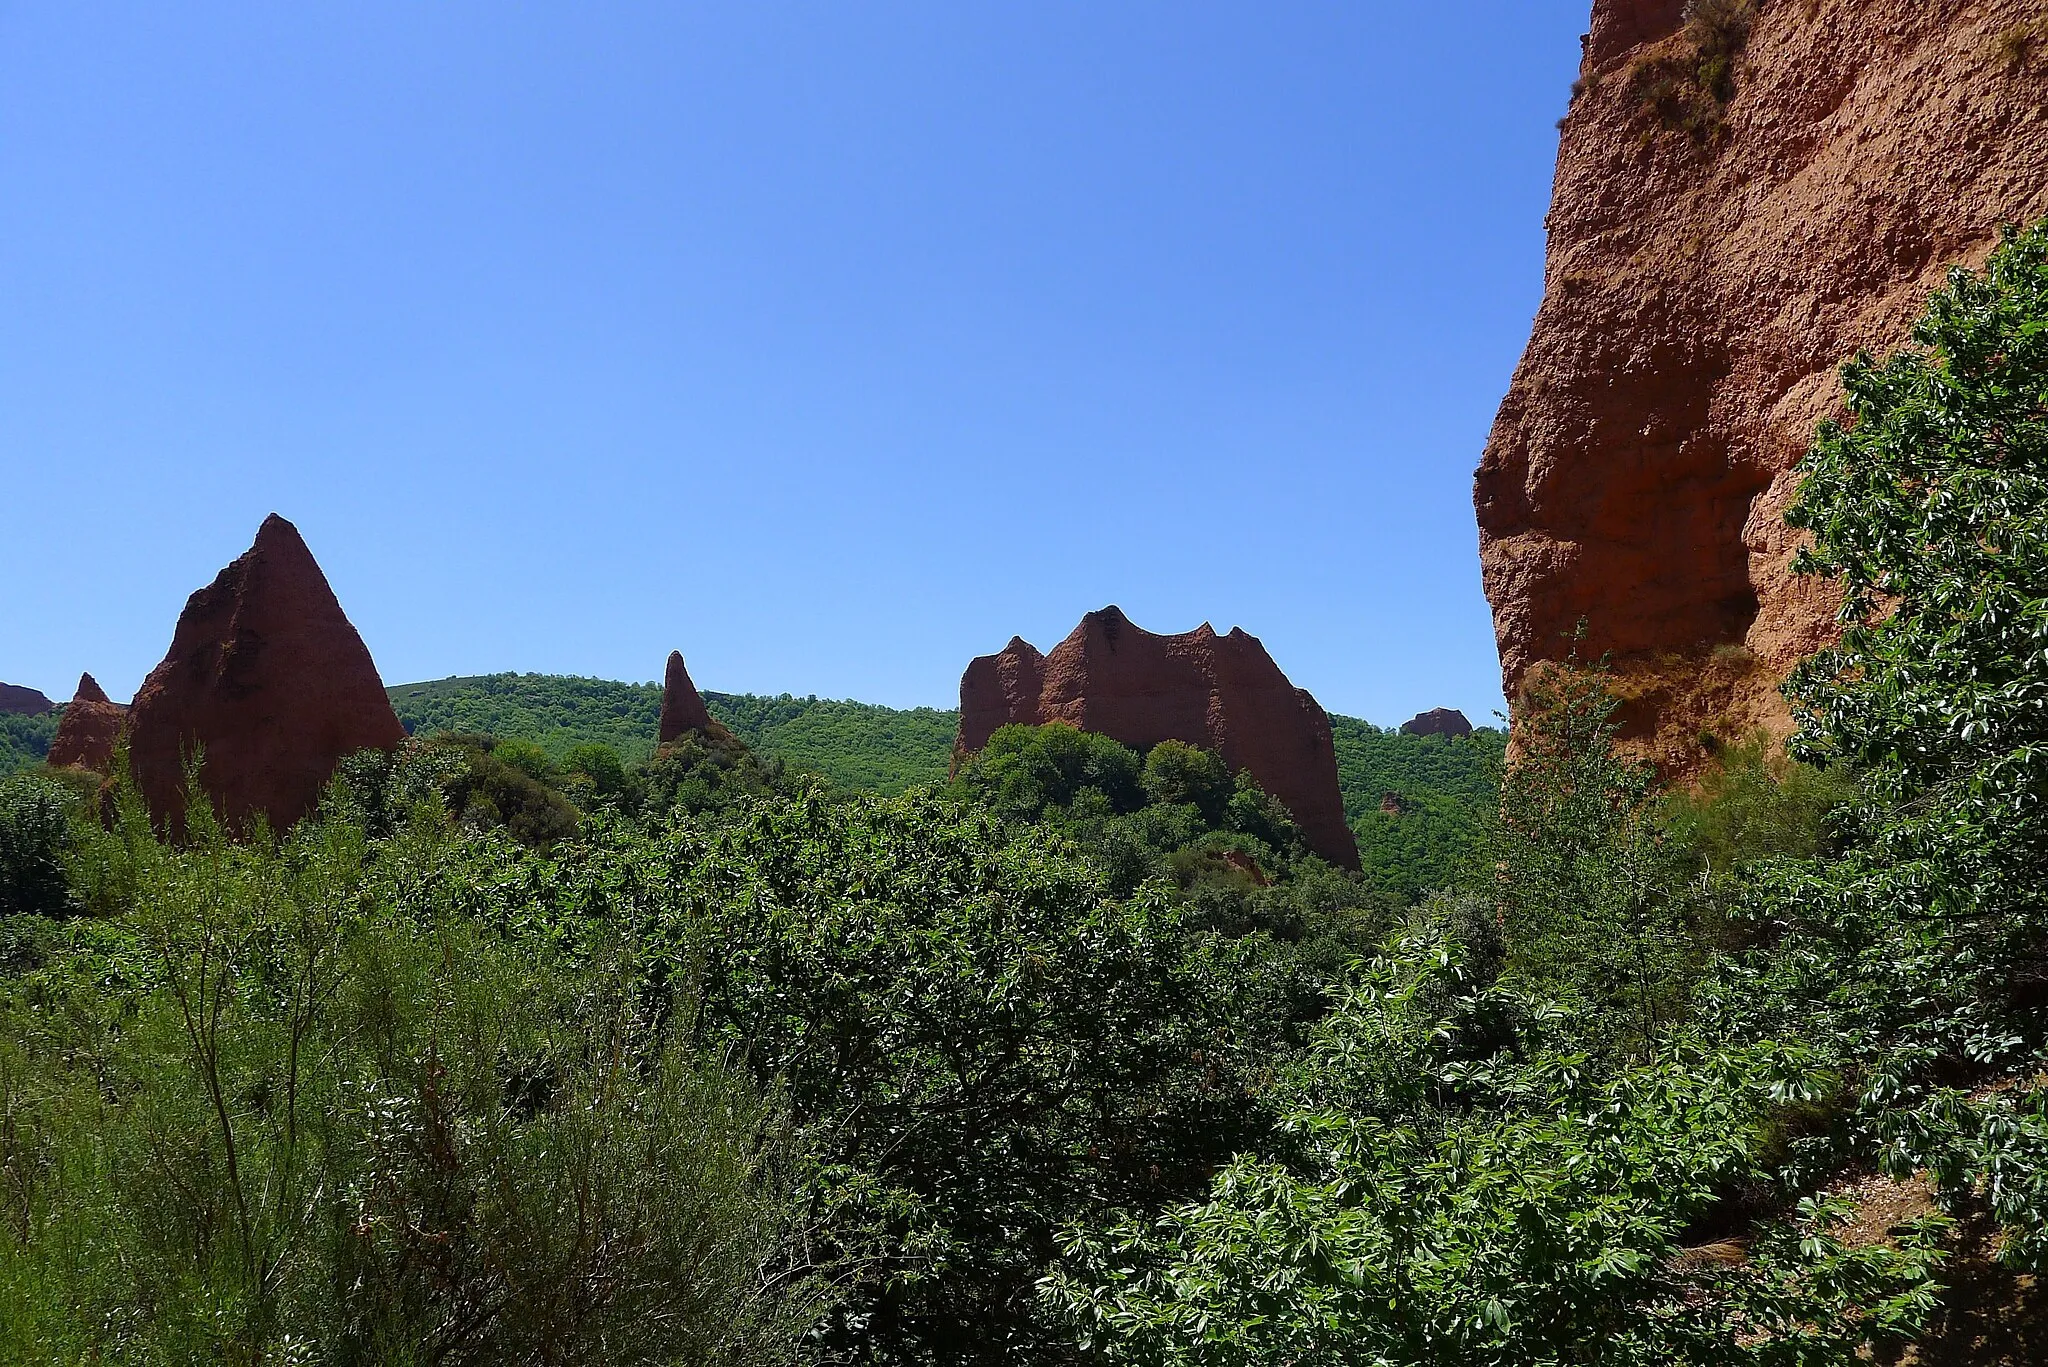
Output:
[0, 776, 74, 919]
[1633, 0, 1759, 143]
[0, 811, 829, 1365]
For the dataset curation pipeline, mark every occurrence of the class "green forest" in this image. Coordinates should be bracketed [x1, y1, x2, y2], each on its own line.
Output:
[7, 224, 2048, 1364]
[0, 713, 57, 780]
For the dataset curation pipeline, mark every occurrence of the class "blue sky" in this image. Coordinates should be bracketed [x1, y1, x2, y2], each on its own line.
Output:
[1, 2, 1586, 722]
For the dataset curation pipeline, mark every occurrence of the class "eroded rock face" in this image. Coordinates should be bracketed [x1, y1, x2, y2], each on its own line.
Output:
[128, 514, 407, 832]
[0, 683, 53, 716]
[657, 650, 718, 743]
[1477, 0, 2048, 773]
[48, 673, 126, 771]
[954, 606, 1359, 868]
[1402, 708, 1474, 739]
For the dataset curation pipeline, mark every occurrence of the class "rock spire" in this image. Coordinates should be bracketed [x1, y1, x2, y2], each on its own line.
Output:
[657, 650, 718, 743]
[127, 514, 407, 832]
[48, 673, 126, 771]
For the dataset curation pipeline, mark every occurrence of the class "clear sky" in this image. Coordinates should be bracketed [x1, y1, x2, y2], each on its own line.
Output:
[1, 2, 1587, 722]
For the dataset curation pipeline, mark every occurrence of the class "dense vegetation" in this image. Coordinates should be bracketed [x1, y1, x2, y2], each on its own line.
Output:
[0, 711, 57, 778]
[705, 693, 958, 796]
[1331, 718, 1505, 904]
[385, 674, 1503, 898]
[386, 674, 955, 795]
[388, 674, 664, 764]
[8, 222, 2048, 1365]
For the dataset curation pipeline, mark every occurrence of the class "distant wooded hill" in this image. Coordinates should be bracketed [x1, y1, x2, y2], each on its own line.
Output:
[386, 672, 1502, 899]
[385, 673, 959, 797]
[5, 672, 1501, 899]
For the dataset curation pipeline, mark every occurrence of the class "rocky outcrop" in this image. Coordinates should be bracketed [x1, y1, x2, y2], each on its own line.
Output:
[656, 650, 722, 743]
[127, 514, 407, 833]
[1402, 708, 1474, 739]
[0, 683, 53, 716]
[48, 673, 126, 771]
[1477, 0, 2048, 773]
[953, 607, 1359, 868]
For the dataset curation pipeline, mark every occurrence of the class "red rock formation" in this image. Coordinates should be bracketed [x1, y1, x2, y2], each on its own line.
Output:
[48, 673, 126, 771]
[657, 650, 723, 744]
[954, 607, 1360, 868]
[1402, 708, 1474, 739]
[1477, 0, 2048, 773]
[0, 683, 53, 716]
[127, 514, 407, 833]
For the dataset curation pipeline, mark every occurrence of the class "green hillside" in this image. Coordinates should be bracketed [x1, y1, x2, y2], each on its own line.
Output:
[705, 692, 958, 795]
[0, 711, 59, 778]
[382, 673, 1502, 896]
[386, 672, 957, 797]
[1330, 717, 1507, 903]
[17, 673, 1503, 895]
[388, 674, 663, 763]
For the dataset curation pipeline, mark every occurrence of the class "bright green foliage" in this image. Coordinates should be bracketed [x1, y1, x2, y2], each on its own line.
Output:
[1330, 718, 1505, 904]
[0, 776, 75, 920]
[956, 723, 1145, 819]
[704, 692, 960, 795]
[1141, 741, 1235, 821]
[1044, 926, 1945, 1367]
[1660, 736, 1857, 887]
[1785, 219, 2048, 967]
[388, 673, 664, 764]
[629, 792, 1302, 1364]
[0, 783, 827, 1366]
[0, 712, 59, 779]
[385, 673, 959, 796]
[1709, 218, 2048, 1265]
[1490, 660, 1709, 1050]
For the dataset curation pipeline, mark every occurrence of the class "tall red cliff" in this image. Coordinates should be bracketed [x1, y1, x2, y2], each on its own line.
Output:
[127, 515, 407, 833]
[953, 607, 1359, 868]
[1478, 0, 2048, 770]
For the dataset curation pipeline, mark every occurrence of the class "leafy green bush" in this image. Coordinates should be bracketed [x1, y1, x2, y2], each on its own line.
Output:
[1489, 658, 1708, 1049]
[0, 798, 828, 1365]
[0, 776, 74, 919]
[1044, 924, 1946, 1367]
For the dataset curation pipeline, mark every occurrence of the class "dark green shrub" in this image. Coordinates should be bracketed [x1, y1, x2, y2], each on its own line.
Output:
[953, 723, 1145, 820]
[0, 776, 74, 918]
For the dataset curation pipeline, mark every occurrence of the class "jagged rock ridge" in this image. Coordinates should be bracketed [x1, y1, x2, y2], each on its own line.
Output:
[48, 673, 126, 771]
[127, 514, 407, 832]
[953, 606, 1360, 868]
[1477, 0, 2048, 771]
